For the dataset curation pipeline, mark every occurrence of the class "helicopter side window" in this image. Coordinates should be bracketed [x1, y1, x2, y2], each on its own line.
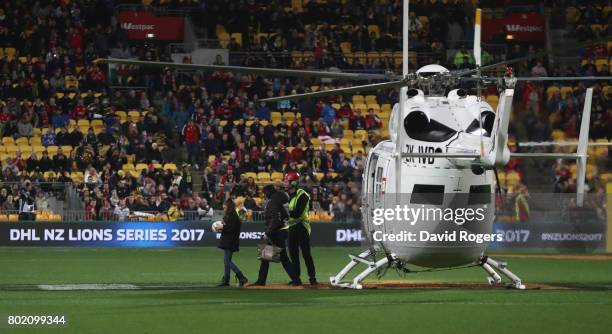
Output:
[404, 111, 456, 142]
[410, 184, 445, 205]
[468, 185, 492, 205]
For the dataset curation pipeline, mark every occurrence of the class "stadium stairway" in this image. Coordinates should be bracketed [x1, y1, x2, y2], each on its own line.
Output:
[191, 169, 204, 193]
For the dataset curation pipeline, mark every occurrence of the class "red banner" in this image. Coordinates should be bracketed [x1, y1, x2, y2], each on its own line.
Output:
[483, 13, 545, 42]
[117, 11, 184, 41]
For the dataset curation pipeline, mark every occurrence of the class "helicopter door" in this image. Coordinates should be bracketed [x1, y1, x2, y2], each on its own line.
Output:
[366, 153, 379, 194]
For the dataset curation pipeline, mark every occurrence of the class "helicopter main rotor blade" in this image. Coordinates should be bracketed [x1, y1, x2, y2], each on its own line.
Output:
[455, 37, 611, 77]
[258, 80, 408, 102]
[93, 58, 390, 81]
[461, 76, 612, 83]
[515, 76, 612, 81]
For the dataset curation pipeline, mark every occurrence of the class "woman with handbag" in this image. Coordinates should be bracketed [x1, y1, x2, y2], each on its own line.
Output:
[217, 198, 248, 287]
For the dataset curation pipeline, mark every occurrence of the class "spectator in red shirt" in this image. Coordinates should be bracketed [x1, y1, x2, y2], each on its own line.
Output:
[365, 108, 382, 130]
[182, 119, 202, 168]
[85, 199, 97, 221]
[0, 108, 13, 138]
[336, 103, 354, 118]
[290, 143, 305, 162]
[72, 99, 87, 120]
[69, 27, 84, 51]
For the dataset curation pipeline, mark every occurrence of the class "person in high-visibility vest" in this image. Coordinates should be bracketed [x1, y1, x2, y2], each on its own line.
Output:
[283, 171, 317, 285]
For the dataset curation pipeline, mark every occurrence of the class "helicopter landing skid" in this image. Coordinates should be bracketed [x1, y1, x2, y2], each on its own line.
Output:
[478, 255, 525, 290]
[329, 249, 394, 289]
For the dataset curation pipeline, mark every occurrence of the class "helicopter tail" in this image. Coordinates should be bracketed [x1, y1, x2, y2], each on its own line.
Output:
[483, 89, 514, 168]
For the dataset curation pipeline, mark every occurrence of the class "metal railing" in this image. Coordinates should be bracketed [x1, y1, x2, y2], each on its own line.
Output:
[114, 4, 200, 16]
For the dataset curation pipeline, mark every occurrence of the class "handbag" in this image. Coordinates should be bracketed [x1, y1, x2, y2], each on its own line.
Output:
[257, 243, 282, 263]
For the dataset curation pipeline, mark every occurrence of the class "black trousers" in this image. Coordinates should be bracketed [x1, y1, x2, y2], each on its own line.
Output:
[287, 223, 316, 281]
[256, 231, 300, 284]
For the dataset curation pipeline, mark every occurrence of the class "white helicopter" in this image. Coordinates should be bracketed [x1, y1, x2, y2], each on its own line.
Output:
[95, 3, 610, 290]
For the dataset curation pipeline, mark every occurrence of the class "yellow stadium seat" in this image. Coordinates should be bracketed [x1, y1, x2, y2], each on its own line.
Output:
[163, 163, 177, 171]
[354, 130, 368, 141]
[340, 145, 352, 157]
[4, 47, 16, 60]
[339, 42, 352, 54]
[71, 172, 84, 182]
[367, 25, 380, 38]
[551, 130, 566, 141]
[284, 112, 296, 121]
[257, 172, 271, 182]
[15, 137, 29, 145]
[116, 110, 127, 119]
[60, 145, 72, 154]
[91, 119, 104, 128]
[271, 172, 284, 181]
[354, 103, 367, 112]
[595, 59, 608, 71]
[135, 163, 148, 171]
[354, 51, 366, 64]
[43, 171, 56, 180]
[5, 145, 19, 155]
[243, 172, 257, 180]
[2, 137, 15, 145]
[560, 86, 573, 98]
[546, 86, 561, 97]
[367, 51, 381, 62]
[29, 137, 42, 145]
[367, 103, 381, 112]
[291, 51, 303, 62]
[230, 32, 243, 46]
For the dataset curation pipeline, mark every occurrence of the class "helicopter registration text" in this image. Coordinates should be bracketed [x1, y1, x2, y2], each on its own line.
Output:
[405, 145, 442, 164]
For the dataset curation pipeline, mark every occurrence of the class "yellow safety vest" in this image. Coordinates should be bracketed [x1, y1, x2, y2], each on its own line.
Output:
[283, 188, 311, 234]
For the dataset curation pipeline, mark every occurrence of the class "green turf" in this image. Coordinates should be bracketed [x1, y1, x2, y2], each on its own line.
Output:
[1, 247, 611, 333]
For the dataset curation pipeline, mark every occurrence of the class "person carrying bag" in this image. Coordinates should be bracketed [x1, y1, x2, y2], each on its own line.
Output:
[253, 185, 301, 286]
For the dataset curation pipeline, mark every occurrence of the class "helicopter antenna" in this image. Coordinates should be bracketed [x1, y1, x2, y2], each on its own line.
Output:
[474, 8, 485, 159]
[395, 0, 409, 196]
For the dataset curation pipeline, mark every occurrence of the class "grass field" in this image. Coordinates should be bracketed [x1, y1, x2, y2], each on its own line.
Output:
[1, 247, 611, 333]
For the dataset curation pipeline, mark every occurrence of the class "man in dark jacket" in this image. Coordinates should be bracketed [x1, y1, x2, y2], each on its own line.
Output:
[253, 185, 301, 286]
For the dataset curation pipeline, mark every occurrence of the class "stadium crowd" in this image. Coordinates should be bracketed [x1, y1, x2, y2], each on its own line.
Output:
[0, 0, 609, 222]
